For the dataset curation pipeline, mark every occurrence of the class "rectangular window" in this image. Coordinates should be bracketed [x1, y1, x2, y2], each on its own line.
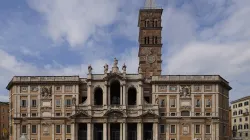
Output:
[65, 86, 72, 92]
[206, 125, 211, 134]
[31, 113, 37, 117]
[170, 113, 176, 116]
[67, 113, 71, 116]
[206, 113, 211, 116]
[206, 99, 211, 107]
[56, 86, 61, 91]
[195, 113, 201, 116]
[55, 113, 61, 116]
[31, 100, 37, 107]
[21, 100, 27, 107]
[195, 99, 201, 107]
[244, 101, 249, 106]
[56, 125, 61, 134]
[65, 99, 72, 107]
[170, 125, 176, 134]
[239, 103, 242, 107]
[56, 99, 61, 107]
[160, 125, 165, 134]
[66, 125, 71, 134]
[170, 99, 176, 108]
[246, 117, 248, 121]
[160, 113, 165, 117]
[31, 125, 37, 134]
[195, 125, 201, 134]
[22, 125, 27, 134]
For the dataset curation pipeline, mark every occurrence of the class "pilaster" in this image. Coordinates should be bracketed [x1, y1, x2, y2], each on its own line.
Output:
[191, 94, 194, 116]
[17, 124, 20, 140]
[166, 95, 169, 116]
[177, 94, 180, 116]
[153, 123, 159, 140]
[28, 86, 31, 117]
[103, 84, 107, 105]
[87, 123, 92, 140]
[62, 124, 65, 140]
[62, 95, 65, 117]
[103, 123, 107, 140]
[52, 124, 55, 140]
[38, 124, 40, 140]
[13, 124, 16, 140]
[176, 124, 179, 140]
[191, 124, 194, 140]
[212, 94, 216, 116]
[120, 86, 123, 105]
[27, 124, 30, 140]
[87, 83, 92, 105]
[123, 123, 127, 140]
[202, 124, 205, 140]
[123, 85, 126, 106]
[137, 123, 143, 140]
[202, 94, 205, 115]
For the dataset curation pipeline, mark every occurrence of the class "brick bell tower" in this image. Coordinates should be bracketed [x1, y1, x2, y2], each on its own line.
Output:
[138, 0, 163, 78]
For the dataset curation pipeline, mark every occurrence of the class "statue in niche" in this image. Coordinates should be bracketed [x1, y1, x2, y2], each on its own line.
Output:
[180, 86, 191, 97]
[155, 95, 159, 105]
[88, 65, 92, 74]
[72, 96, 76, 105]
[41, 86, 52, 98]
[122, 63, 126, 73]
[113, 58, 118, 67]
[104, 64, 109, 74]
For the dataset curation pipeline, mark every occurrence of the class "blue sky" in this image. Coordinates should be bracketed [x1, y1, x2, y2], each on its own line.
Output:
[0, 0, 250, 102]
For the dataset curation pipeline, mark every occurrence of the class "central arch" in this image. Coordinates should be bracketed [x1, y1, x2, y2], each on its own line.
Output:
[110, 80, 121, 105]
[128, 87, 137, 105]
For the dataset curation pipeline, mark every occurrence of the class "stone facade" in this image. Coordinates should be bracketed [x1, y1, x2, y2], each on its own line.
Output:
[6, 5, 232, 140]
[0, 102, 9, 140]
[231, 96, 250, 140]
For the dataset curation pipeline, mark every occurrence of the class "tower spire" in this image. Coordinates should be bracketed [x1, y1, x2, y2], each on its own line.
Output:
[144, 0, 157, 9]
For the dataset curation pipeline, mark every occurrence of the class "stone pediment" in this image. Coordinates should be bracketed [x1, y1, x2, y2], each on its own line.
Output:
[139, 110, 159, 118]
[103, 73, 125, 81]
[104, 109, 127, 118]
[70, 111, 91, 118]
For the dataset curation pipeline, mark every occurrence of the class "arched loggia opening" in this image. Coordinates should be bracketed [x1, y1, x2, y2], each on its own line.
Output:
[94, 87, 103, 105]
[110, 80, 120, 105]
[128, 87, 137, 105]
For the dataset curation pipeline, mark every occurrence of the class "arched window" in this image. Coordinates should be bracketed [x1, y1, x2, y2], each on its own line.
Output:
[127, 87, 137, 105]
[153, 19, 158, 27]
[94, 87, 103, 105]
[145, 19, 150, 27]
[110, 80, 121, 105]
[244, 124, 249, 129]
[144, 37, 150, 44]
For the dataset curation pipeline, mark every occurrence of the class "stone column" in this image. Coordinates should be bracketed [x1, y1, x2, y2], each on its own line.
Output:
[52, 124, 55, 140]
[120, 86, 123, 105]
[103, 85, 107, 106]
[123, 123, 127, 140]
[176, 94, 180, 116]
[202, 94, 205, 116]
[27, 124, 30, 140]
[153, 123, 158, 140]
[120, 123, 123, 140]
[137, 85, 142, 105]
[62, 95, 65, 117]
[87, 84, 92, 105]
[13, 124, 16, 140]
[108, 123, 110, 140]
[87, 123, 92, 140]
[191, 124, 194, 140]
[123, 85, 126, 106]
[103, 123, 107, 140]
[137, 123, 143, 140]
[202, 124, 205, 140]
[38, 124, 40, 140]
[71, 123, 75, 140]
[62, 124, 65, 140]
[16, 124, 20, 140]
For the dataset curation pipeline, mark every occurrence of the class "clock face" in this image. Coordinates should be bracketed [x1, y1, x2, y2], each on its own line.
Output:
[147, 55, 156, 63]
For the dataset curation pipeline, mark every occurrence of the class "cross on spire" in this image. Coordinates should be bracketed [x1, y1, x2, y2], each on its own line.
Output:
[144, 0, 157, 9]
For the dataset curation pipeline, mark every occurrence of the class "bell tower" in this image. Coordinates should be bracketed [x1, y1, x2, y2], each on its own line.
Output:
[138, 0, 163, 78]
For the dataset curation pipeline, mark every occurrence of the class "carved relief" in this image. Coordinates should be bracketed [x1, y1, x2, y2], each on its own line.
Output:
[42, 122, 51, 136]
[180, 86, 191, 98]
[193, 85, 201, 92]
[158, 85, 167, 92]
[182, 125, 190, 135]
[31, 86, 39, 92]
[41, 86, 52, 99]
[204, 85, 212, 92]
[169, 85, 177, 92]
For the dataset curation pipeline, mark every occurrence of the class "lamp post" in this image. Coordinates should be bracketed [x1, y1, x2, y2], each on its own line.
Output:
[20, 134, 27, 140]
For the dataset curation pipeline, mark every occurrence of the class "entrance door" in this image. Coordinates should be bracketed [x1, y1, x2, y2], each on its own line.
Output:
[110, 124, 120, 140]
[78, 130, 87, 140]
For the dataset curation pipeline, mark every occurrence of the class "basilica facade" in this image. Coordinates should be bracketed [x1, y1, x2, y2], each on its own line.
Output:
[7, 3, 231, 140]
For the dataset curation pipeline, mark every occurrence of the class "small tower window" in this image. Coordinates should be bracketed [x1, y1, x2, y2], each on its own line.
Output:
[153, 19, 158, 27]
[145, 19, 150, 27]
[144, 37, 150, 44]
[153, 36, 158, 44]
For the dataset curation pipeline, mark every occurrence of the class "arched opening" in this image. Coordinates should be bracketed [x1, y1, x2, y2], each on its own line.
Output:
[110, 80, 120, 105]
[128, 87, 137, 105]
[94, 87, 103, 105]
[181, 111, 190, 116]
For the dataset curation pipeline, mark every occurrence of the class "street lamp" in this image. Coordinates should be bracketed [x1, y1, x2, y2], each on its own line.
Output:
[20, 134, 27, 140]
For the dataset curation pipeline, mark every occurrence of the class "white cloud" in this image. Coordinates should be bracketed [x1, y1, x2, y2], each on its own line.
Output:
[27, 0, 121, 47]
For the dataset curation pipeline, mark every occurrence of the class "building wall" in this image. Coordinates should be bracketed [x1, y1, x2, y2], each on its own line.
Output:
[231, 96, 250, 140]
[0, 102, 9, 140]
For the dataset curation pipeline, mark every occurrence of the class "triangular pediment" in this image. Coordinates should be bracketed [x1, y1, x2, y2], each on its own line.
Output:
[103, 73, 124, 81]
[139, 111, 159, 118]
[70, 111, 91, 118]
